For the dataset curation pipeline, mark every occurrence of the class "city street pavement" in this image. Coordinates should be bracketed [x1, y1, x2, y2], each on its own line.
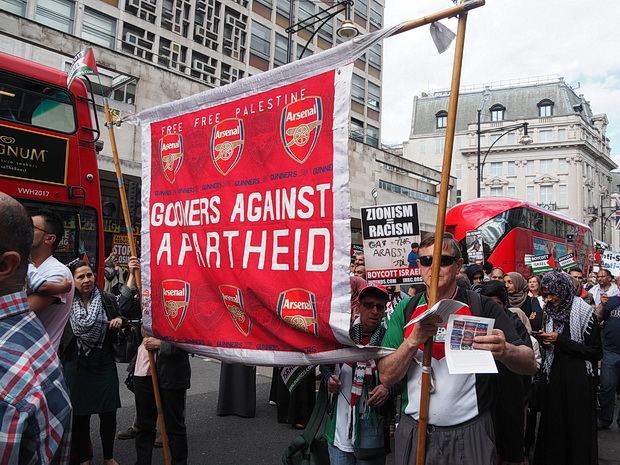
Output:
[88, 356, 620, 465]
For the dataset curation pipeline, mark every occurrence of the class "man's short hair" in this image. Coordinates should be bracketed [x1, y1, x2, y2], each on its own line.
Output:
[32, 209, 64, 251]
[0, 194, 34, 279]
[568, 266, 583, 274]
[480, 280, 509, 305]
[456, 272, 471, 290]
[411, 242, 419, 249]
[482, 261, 493, 274]
[600, 269, 612, 278]
[419, 232, 461, 259]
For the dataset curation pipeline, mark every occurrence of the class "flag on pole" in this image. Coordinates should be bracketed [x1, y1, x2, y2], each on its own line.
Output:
[615, 197, 620, 231]
[128, 24, 400, 366]
[67, 48, 99, 88]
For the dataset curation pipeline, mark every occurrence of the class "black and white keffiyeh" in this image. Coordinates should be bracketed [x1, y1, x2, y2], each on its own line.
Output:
[70, 287, 108, 356]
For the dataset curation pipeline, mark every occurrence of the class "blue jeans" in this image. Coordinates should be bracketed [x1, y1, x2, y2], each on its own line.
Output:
[328, 444, 386, 465]
[598, 350, 620, 425]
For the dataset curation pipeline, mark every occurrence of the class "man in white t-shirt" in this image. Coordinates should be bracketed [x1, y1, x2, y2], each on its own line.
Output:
[28, 210, 74, 351]
[590, 268, 619, 307]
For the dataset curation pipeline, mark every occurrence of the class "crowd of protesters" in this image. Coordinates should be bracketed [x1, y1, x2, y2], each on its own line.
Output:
[1, 195, 616, 465]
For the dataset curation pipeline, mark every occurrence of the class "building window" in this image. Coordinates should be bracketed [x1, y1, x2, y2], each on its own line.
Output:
[490, 104, 505, 122]
[317, 12, 333, 42]
[539, 130, 553, 143]
[540, 185, 553, 204]
[419, 140, 425, 154]
[507, 161, 516, 176]
[111, 80, 136, 105]
[36, 0, 75, 33]
[490, 162, 502, 177]
[526, 160, 535, 175]
[367, 125, 379, 147]
[351, 74, 365, 104]
[490, 134, 503, 147]
[82, 8, 116, 49]
[367, 82, 380, 110]
[559, 185, 567, 207]
[435, 138, 444, 154]
[506, 133, 516, 145]
[1, 0, 26, 15]
[558, 158, 567, 174]
[527, 186, 535, 203]
[456, 189, 462, 203]
[538, 99, 554, 117]
[274, 33, 288, 66]
[250, 21, 271, 60]
[298, 1, 315, 31]
[558, 128, 567, 141]
[354, 0, 367, 18]
[436, 110, 447, 129]
[540, 159, 553, 174]
[368, 44, 381, 69]
[508, 186, 516, 198]
[455, 164, 462, 179]
[369, 0, 382, 27]
[350, 118, 364, 142]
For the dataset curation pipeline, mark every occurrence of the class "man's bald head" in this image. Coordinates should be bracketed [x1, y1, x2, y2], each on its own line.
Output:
[0, 193, 33, 292]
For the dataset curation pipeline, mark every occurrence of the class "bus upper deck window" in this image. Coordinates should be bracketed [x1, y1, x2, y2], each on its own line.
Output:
[31, 92, 76, 133]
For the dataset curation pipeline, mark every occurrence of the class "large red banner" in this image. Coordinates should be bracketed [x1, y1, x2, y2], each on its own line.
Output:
[135, 28, 397, 364]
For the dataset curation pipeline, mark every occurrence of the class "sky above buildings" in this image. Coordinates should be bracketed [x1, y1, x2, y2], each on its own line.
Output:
[381, 0, 620, 166]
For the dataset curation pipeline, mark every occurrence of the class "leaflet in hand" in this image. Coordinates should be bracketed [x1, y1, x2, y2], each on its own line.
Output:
[445, 314, 498, 374]
[404, 299, 467, 328]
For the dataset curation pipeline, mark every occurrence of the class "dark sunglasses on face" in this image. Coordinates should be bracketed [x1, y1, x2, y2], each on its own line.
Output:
[418, 255, 459, 267]
[360, 301, 386, 312]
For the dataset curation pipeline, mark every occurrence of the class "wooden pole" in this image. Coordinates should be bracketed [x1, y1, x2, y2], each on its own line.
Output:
[415, 8, 470, 465]
[103, 100, 172, 465]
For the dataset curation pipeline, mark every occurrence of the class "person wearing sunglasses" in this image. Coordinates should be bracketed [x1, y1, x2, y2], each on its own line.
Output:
[534, 271, 602, 465]
[378, 232, 537, 465]
[27, 209, 75, 351]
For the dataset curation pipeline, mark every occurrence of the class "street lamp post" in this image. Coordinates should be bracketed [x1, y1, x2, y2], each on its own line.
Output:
[286, 0, 359, 63]
[476, 108, 533, 197]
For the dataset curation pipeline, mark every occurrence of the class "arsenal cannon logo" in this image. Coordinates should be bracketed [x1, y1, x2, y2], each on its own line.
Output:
[277, 288, 319, 337]
[159, 133, 184, 184]
[218, 284, 252, 337]
[161, 279, 190, 331]
[280, 97, 323, 164]
[211, 118, 244, 176]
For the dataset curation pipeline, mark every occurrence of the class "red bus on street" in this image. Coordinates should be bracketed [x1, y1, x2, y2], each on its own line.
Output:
[0, 51, 105, 282]
[445, 197, 594, 276]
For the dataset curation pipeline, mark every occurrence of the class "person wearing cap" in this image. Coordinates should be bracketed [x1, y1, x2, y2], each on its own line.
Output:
[320, 283, 401, 465]
[378, 232, 537, 465]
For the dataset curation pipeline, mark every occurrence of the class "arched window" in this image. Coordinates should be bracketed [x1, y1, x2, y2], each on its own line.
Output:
[436, 110, 448, 129]
[490, 104, 505, 122]
[538, 99, 554, 117]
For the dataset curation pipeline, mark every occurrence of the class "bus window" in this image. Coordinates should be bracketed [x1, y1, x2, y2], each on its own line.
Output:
[0, 70, 76, 133]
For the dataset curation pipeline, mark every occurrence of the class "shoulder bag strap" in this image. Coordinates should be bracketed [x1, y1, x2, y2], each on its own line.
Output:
[301, 381, 328, 442]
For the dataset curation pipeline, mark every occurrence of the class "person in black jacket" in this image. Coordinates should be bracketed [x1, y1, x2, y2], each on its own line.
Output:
[122, 256, 192, 465]
[132, 333, 191, 465]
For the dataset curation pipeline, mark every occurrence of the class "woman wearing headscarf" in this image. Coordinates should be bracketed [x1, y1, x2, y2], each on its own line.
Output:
[533, 271, 602, 465]
[62, 260, 122, 465]
[504, 271, 533, 318]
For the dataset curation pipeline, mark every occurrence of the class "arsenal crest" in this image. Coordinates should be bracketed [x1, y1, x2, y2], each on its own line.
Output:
[211, 118, 244, 175]
[159, 133, 184, 184]
[277, 288, 319, 337]
[161, 280, 190, 331]
[218, 285, 252, 336]
[280, 96, 323, 164]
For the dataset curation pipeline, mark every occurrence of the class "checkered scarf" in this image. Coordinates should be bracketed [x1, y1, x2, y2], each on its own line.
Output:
[70, 287, 108, 356]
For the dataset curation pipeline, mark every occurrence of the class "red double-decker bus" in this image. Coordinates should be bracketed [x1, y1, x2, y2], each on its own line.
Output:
[0, 51, 105, 282]
[445, 197, 594, 276]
